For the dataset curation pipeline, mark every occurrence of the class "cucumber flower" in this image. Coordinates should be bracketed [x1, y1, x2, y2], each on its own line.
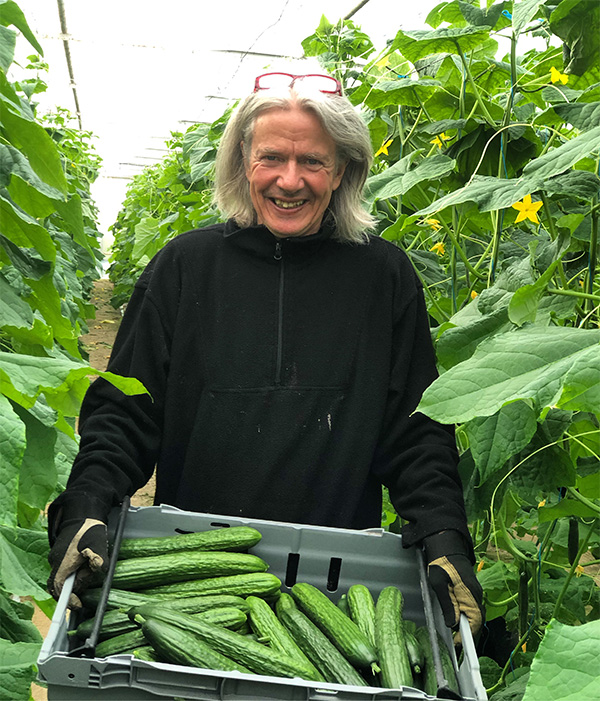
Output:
[375, 138, 393, 157]
[430, 132, 448, 149]
[550, 66, 568, 84]
[430, 241, 445, 256]
[512, 194, 543, 224]
[425, 218, 442, 231]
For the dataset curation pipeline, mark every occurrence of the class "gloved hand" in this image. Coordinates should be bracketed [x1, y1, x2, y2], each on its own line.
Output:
[47, 493, 110, 609]
[424, 530, 484, 641]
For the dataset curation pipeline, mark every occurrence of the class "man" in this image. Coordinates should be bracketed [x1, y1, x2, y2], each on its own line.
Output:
[47, 72, 483, 639]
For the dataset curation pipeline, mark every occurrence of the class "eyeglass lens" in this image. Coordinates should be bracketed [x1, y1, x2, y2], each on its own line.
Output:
[257, 73, 340, 93]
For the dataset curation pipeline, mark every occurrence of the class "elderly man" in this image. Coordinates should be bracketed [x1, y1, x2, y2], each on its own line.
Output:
[47, 72, 483, 638]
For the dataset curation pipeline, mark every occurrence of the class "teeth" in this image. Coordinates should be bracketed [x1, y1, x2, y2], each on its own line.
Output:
[273, 199, 305, 209]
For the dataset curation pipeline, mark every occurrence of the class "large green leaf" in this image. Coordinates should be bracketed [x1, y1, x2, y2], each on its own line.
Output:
[391, 26, 492, 63]
[0, 394, 25, 528]
[0, 194, 57, 262]
[0, 274, 32, 329]
[366, 154, 455, 203]
[0, 97, 67, 195]
[0, 638, 41, 701]
[0, 23, 15, 72]
[350, 78, 442, 109]
[0, 0, 44, 55]
[512, 0, 546, 36]
[0, 594, 42, 644]
[522, 618, 600, 700]
[549, 0, 600, 76]
[416, 126, 600, 215]
[0, 351, 148, 415]
[418, 326, 600, 424]
[554, 101, 600, 132]
[464, 401, 538, 483]
[0, 525, 49, 599]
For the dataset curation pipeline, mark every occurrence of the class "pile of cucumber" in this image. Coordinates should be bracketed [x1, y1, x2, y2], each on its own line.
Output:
[72, 525, 459, 694]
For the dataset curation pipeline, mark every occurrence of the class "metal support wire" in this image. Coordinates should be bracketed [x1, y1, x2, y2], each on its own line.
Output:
[56, 0, 82, 129]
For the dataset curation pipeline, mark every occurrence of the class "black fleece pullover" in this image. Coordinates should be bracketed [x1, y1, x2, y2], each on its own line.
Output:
[55, 220, 469, 547]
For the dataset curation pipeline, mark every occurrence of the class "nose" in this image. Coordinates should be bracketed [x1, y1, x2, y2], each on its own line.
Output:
[277, 160, 303, 192]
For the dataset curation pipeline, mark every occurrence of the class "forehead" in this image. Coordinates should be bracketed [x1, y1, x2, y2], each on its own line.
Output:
[251, 107, 336, 156]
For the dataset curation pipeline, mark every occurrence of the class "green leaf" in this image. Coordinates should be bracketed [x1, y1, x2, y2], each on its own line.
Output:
[366, 154, 455, 203]
[544, 170, 600, 199]
[0, 23, 15, 72]
[524, 126, 600, 179]
[549, 0, 600, 76]
[0, 0, 44, 55]
[0, 638, 41, 701]
[391, 26, 492, 64]
[1, 99, 67, 193]
[0, 351, 148, 415]
[0, 194, 57, 262]
[0, 525, 49, 599]
[0, 594, 42, 644]
[512, 0, 546, 36]
[132, 215, 160, 264]
[0, 394, 25, 528]
[0, 235, 51, 280]
[11, 403, 56, 511]
[464, 401, 538, 483]
[350, 77, 442, 109]
[0, 274, 33, 329]
[553, 101, 600, 131]
[418, 326, 600, 424]
[538, 499, 599, 522]
[490, 669, 530, 701]
[522, 618, 600, 700]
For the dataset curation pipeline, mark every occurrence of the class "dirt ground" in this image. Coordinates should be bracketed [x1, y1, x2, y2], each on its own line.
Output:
[33, 278, 156, 701]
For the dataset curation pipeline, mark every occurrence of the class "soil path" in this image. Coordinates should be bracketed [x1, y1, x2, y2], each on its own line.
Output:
[33, 278, 155, 701]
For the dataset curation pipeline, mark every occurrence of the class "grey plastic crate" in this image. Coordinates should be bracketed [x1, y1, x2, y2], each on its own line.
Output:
[38, 504, 486, 701]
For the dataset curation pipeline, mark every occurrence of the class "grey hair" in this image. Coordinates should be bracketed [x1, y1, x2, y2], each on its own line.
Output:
[213, 85, 376, 244]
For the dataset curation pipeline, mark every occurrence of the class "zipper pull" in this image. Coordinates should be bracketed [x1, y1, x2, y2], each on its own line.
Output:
[274, 241, 282, 261]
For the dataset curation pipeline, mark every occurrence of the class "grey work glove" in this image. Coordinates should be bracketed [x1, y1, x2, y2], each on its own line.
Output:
[47, 492, 110, 609]
[424, 530, 484, 641]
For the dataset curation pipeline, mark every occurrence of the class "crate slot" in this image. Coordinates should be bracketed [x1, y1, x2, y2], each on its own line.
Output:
[326, 556, 343, 591]
[284, 552, 300, 586]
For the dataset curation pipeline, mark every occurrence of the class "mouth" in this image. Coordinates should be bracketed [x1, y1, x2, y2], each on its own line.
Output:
[271, 198, 307, 210]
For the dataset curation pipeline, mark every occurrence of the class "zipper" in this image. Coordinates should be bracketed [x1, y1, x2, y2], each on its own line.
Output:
[274, 241, 284, 385]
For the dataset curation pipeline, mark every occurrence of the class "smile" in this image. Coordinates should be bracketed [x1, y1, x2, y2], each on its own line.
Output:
[272, 198, 306, 209]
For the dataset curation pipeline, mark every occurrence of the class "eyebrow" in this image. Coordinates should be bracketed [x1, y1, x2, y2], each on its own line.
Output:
[256, 146, 333, 162]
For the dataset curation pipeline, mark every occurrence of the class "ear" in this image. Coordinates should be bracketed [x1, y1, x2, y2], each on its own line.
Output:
[332, 161, 347, 191]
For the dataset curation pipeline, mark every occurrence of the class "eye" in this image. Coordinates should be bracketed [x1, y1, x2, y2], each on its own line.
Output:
[306, 158, 322, 166]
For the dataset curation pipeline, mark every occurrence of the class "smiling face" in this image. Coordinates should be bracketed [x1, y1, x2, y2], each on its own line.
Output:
[243, 106, 346, 238]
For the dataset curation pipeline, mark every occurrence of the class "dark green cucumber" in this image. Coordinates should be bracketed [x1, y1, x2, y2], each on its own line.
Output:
[403, 623, 424, 675]
[69, 608, 136, 641]
[81, 587, 157, 610]
[95, 628, 146, 657]
[245, 596, 324, 681]
[112, 551, 268, 590]
[374, 586, 412, 688]
[346, 584, 376, 649]
[129, 603, 246, 630]
[118, 525, 262, 559]
[337, 593, 351, 616]
[132, 645, 162, 662]
[135, 607, 321, 681]
[276, 593, 368, 687]
[140, 572, 282, 599]
[291, 582, 377, 670]
[140, 618, 252, 673]
[436, 631, 460, 694]
[414, 627, 437, 696]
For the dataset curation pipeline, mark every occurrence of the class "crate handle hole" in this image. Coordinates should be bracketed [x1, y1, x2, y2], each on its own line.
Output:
[285, 553, 300, 587]
[326, 557, 342, 592]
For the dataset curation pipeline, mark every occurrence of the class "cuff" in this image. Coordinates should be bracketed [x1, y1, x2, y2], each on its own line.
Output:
[422, 529, 475, 564]
[47, 490, 111, 545]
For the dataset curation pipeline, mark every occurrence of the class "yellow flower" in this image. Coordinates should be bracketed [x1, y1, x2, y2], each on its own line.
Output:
[550, 66, 568, 84]
[522, 643, 527, 653]
[430, 241, 445, 256]
[575, 565, 584, 577]
[512, 194, 543, 224]
[376, 55, 390, 69]
[471, 290, 478, 300]
[477, 560, 484, 572]
[375, 138, 393, 157]
[430, 132, 448, 149]
[425, 218, 442, 231]
[538, 499, 546, 508]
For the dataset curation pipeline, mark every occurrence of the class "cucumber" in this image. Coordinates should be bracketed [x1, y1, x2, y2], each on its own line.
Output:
[135, 607, 321, 681]
[414, 627, 460, 696]
[132, 645, 162, 662]
[118, 525, 262, 559]
[112, 551, 268, 590]
[403, 623, 424, 675]
[128, 603, 246, 630]
[140, 617, 252, 673]
[140, 572, 282, 599]
[346, 584, 376, 649]
[374, 586, 412, 688]
[81, 587, 157, 611]
[337, 593, 351, 616]
[245, 596, 324, 681]
[291, 582, 377, 670]
[436, 631, 460, 694]
[276, 593, 368, 687]
[69, 608, 136, 641]
[95, 628, 147, 657]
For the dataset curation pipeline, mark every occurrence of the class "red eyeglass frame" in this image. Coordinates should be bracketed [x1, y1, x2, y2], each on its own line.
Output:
[253, 72, 343, 96]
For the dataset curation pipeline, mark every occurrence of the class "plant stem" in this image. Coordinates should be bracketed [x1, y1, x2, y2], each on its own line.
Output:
[540, 191, 558, 240]
[553, 519, 598, 619]
[547, 287, 600, 303]
[566, 487, 600, 516]
[587, 195, 598, 323]
[458, 48, 496, 126]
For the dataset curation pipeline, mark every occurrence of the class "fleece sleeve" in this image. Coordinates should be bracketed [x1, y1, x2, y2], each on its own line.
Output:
[371, 257, 473, 553]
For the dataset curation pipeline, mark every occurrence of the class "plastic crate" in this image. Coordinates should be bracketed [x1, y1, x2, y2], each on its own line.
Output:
[38, 504, 487, 700]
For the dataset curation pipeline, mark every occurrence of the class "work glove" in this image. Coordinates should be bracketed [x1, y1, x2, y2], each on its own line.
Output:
[47, 493, 110, 609]
[424, 530, 484, 642]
